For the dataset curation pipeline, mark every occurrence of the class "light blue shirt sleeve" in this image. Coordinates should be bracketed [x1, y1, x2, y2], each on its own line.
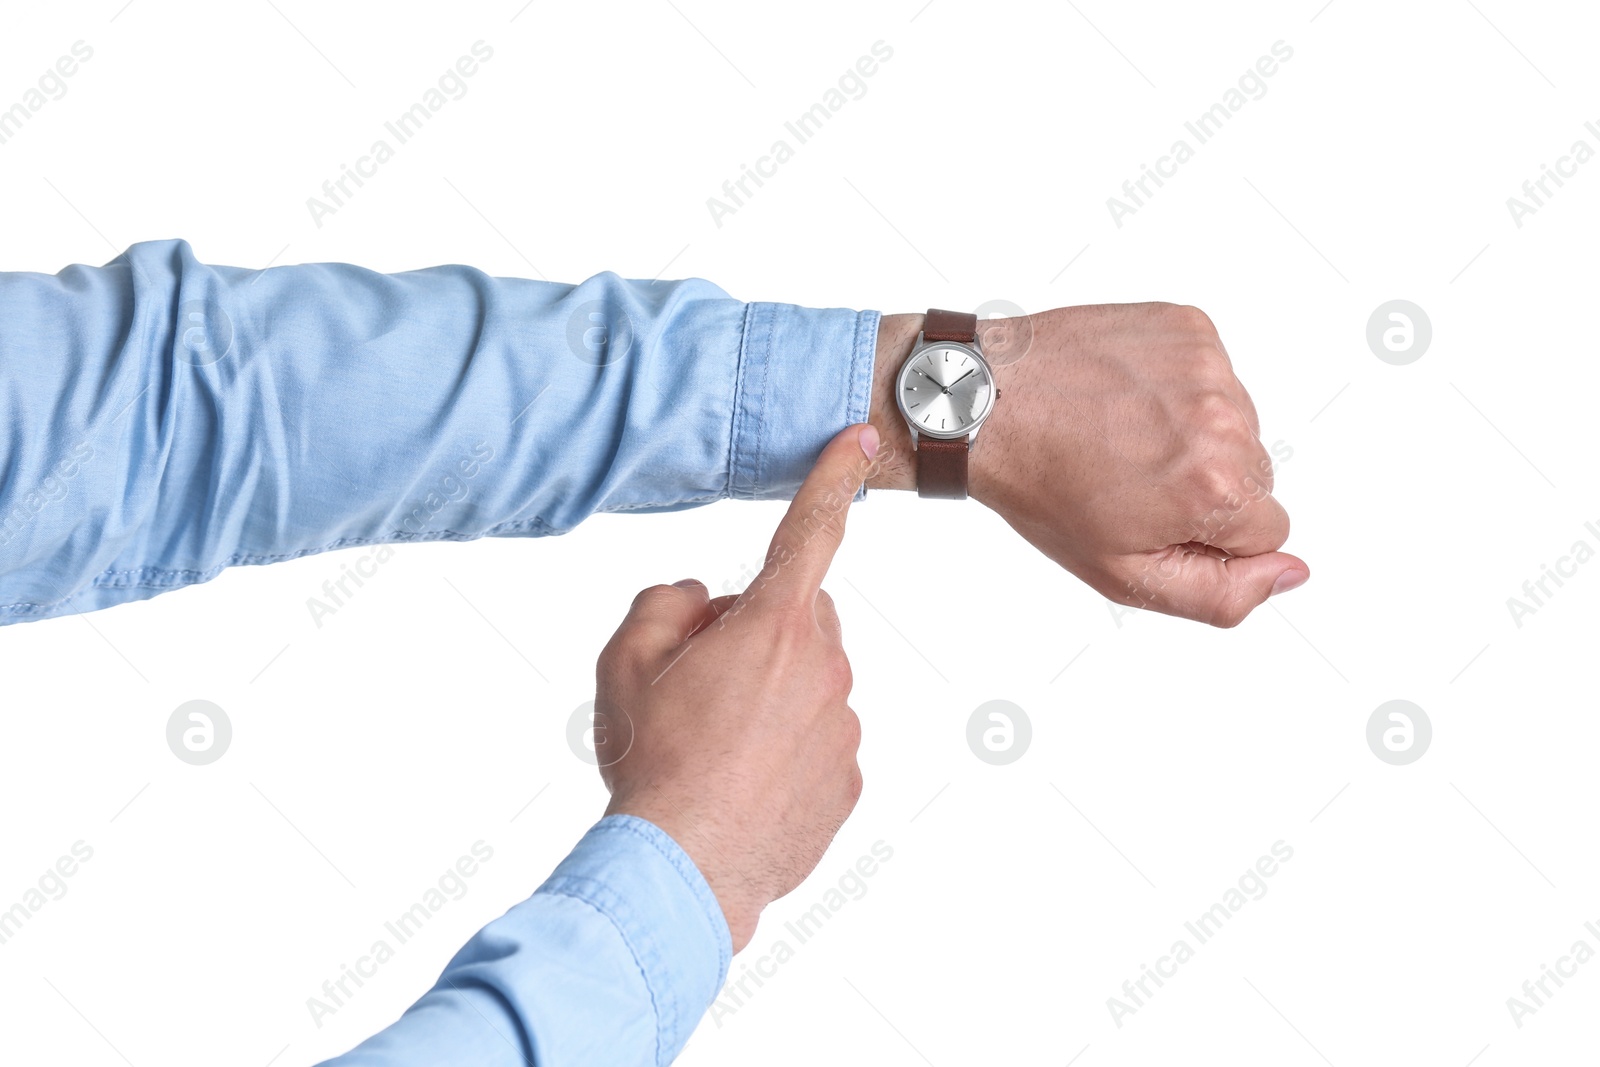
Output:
[319, 815, 733, 1067]
[0, 239, 880, 624]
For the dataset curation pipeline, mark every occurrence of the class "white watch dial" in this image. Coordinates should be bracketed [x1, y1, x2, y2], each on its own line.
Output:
[898, 343, 994, 438]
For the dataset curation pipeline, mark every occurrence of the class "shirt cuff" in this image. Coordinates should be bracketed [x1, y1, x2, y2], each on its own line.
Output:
[536, 814, 732, 1062]
[727, 301, 880, 500]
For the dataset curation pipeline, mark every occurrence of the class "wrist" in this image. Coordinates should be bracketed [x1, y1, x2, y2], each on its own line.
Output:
[865, 313, 921, 492]
[606, 795, 762, 952]
[865, 311, 1011, 501]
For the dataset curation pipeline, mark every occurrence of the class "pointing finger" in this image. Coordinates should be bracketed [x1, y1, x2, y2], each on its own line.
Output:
[744, 424, 878, 611]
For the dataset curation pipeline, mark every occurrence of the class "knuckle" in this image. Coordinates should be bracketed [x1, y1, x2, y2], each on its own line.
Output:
[846, 765, 865, 805]
[1192, 391, 1245, 438]
[596, 634, 641, 681]
[1185, 477, 1240, 544]
[1193, 463, 1242, 514]
[629, 583, 677, 615]
[1174, 303, 1219, 338]
[1252, 507, 1291, 554]
[1189, 343, 1232, 385]
[840, 707, 863, 754]
[824, 649, 854, 699]
[606, 634, 652, 675]
[1245, 447, 1277, 495]
[1235, 470, 1273, 511]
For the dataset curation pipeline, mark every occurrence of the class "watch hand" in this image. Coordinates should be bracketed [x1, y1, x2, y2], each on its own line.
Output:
[945, 369, 975, 390]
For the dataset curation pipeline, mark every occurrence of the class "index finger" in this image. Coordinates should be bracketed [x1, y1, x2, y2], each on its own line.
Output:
[745, 423, 878, 608]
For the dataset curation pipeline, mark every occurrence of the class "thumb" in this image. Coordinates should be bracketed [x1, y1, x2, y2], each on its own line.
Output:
[616, 578, 719, 653]
[1128, 550, 1309, 628]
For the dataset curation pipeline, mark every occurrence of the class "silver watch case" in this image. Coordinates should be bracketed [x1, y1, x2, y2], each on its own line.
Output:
[894, 332, 998, 450]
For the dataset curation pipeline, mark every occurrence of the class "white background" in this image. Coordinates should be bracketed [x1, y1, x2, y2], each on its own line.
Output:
[2, 1, 1598, 1064]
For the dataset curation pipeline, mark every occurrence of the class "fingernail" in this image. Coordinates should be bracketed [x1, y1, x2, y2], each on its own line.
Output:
[860, 424, 880, 462]
[1270, 569, 1308, 596]
[672, 578, 704, 590]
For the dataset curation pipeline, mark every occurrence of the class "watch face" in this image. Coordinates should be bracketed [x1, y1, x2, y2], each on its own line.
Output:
[896, 342, 996, 439]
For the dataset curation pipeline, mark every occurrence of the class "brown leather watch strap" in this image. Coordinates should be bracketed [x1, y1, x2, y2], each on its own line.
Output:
[922, 308, 977, 342]
[917, 436, 969, 499]
[915, 308, 979, 500]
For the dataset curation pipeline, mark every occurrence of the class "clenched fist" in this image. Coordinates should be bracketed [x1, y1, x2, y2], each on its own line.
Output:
[870, 303, 1309, 627]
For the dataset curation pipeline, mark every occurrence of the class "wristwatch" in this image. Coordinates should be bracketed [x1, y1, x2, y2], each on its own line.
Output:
[894, 308, 999, 499]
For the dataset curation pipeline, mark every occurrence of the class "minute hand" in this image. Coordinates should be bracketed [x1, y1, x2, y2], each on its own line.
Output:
[944, 368, 976, 391]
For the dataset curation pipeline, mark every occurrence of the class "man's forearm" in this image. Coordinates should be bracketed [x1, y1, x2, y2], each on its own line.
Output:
[0, 240, 876, 624]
